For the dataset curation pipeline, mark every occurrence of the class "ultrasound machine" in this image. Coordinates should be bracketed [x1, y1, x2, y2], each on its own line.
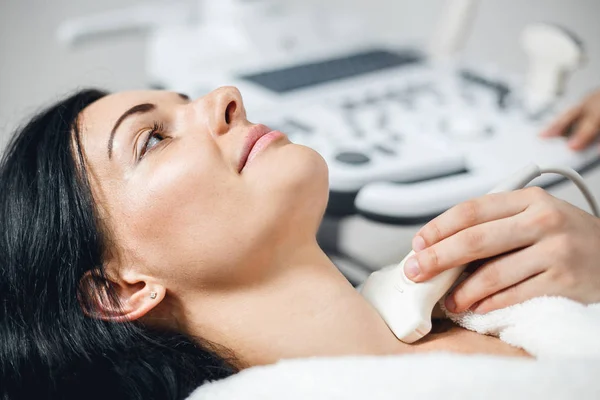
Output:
[58, 0, 598, 283]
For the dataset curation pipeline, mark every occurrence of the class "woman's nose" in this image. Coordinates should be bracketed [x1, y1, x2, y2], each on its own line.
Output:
[205, 86, 246, 136]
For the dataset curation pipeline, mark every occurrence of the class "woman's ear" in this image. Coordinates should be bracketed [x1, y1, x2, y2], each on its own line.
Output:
[79, 266, 166, 322]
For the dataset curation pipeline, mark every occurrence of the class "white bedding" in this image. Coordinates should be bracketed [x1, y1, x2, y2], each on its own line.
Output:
[190, 354, 600, 399]
[188, 296, 600, 399]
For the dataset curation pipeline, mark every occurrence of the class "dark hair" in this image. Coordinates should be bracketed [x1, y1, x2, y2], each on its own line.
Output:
[0, 89, 239, 400]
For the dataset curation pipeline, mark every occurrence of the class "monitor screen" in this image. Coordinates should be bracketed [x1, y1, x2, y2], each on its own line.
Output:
[239, 49, 424, 93]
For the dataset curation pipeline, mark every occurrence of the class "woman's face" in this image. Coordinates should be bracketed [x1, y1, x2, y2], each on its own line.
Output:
[78, 87, 328, 295]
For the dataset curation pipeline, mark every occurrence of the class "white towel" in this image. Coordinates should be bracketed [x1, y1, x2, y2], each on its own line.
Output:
[187, 296, 600, 399]
[441, 295, 600, 358]
[189, 354, 600, 400]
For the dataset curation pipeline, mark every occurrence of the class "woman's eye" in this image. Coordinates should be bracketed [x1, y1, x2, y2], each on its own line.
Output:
[144, 133, 163, 153]
[138, 122, 166, 160]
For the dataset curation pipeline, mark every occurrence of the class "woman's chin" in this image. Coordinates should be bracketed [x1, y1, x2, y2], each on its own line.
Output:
[249, 143, 329, 222]
[278, 144, 329, 192]
[246, 143, 328, 187]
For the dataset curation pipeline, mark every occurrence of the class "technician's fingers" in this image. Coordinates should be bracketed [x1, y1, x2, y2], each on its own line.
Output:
[445, 247, 545, 313]
[406, 213, 537, 282]
[414, 189, 534, 251]
[567, 116, 600, 150]
[540, 104, 582, 138]
[469, 272, 555, 314]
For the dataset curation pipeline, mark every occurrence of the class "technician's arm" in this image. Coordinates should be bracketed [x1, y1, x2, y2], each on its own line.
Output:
[403, 188, 600, 313]
[541, 88, 600, 150]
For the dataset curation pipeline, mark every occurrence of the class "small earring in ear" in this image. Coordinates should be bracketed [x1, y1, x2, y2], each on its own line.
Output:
[149, 292, 157, 300]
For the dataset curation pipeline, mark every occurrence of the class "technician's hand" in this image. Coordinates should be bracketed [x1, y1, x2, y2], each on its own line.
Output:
[541, 88, 600, 150]
[404, 187, 600, 314]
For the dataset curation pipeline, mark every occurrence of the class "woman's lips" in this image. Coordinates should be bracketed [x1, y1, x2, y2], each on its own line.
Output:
[245, 130, 284, 168]
[239, 125, 285, 172]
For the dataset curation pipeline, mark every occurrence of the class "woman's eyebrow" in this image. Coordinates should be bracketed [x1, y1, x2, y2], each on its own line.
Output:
[108, 103, 156, 159]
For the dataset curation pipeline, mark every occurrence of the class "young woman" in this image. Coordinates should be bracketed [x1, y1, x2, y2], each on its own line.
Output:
[1, 87, 597, 400]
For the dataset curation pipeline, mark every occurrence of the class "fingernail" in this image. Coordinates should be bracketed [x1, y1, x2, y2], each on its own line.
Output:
[404, 257, 420, 279]
[412, 235, 426, 252]
[445, 296, 456, 312]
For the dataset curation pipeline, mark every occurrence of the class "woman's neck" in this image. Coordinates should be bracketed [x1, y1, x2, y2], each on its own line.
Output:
[180, 240, 414, 366]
